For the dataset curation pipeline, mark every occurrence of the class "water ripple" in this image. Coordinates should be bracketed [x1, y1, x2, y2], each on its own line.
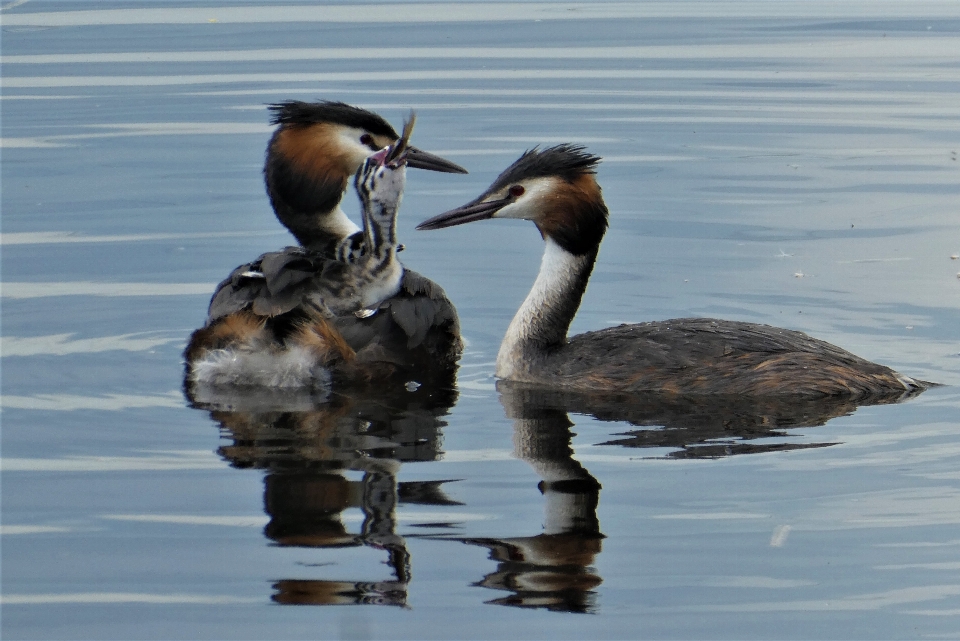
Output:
[2, 282, 213, 298]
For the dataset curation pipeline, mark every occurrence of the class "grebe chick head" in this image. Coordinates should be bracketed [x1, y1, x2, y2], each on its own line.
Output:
[265, 101, 466, 250]
[416, 144, 608, 256]
[354, 114, 416, 228]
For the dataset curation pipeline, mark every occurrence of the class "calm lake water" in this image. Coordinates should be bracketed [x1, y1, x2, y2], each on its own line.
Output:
[3, 2, 959, 639]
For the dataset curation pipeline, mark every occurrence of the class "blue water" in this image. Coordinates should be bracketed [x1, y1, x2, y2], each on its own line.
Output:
[3, 2, 960, 639]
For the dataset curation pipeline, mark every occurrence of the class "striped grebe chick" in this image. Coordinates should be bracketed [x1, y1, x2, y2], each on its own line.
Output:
[417, 145, 927, 399]
[186, 124, 417, 390]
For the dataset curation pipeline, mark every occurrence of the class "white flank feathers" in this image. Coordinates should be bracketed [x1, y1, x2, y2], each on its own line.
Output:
[189, 346, 332, 389]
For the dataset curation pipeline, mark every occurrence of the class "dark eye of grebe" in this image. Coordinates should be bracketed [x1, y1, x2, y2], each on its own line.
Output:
[360, 134, 376, 149]
[509, 185, 525, 198]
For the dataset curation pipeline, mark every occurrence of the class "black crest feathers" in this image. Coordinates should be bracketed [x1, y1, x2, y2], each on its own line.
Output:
[268, 100, 399, 138]
[487, 144, 602, 194]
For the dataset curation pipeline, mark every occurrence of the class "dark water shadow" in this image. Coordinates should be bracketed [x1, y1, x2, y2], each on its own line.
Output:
[187, 381, 460, 607]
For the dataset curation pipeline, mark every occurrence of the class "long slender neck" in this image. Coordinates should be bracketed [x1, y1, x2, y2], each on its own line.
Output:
[361, 197, 399, 261]
[496, 237, 598, 380]
[265, 138, 359, 253]
[321, 204, 361, 242]
[282, 202, 361, 254]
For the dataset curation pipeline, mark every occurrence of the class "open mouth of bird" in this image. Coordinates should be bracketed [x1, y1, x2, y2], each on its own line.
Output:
[376, 112, 418, 169]
[369, 145, 404, 169]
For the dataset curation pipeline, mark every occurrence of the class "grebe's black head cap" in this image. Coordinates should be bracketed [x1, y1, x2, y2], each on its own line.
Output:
[487, 144, 602, 194]
[418, 144, 607, 256]
[267, 100, 399, 139]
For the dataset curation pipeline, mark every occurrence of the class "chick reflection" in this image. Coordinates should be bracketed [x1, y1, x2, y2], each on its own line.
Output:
[454, 385, 605, 614]
[188, 383, 459, 607]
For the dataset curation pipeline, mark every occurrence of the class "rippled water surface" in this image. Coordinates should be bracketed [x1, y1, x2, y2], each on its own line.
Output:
[3, 2, 960, 639]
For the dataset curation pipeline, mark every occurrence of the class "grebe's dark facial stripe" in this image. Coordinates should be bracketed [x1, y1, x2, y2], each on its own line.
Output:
[268, 100, 398, 138]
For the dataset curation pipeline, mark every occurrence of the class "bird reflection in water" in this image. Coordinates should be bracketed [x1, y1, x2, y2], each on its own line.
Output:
[186, 363, 919, 610]
[446, 381, 917, 613]
[453, 384, 605, 613]
[497, 382, 921, 460]
[186, 381, 460, 607]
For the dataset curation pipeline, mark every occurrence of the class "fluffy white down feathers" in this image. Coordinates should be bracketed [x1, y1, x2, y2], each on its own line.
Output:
[190, 346, 333, 389]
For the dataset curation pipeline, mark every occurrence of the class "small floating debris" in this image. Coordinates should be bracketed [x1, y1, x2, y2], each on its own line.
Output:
[794, 271, 804, 278]
[405, 381, 421, 392]
[770, 524, 792, 548]
[950, 254, 959, 260]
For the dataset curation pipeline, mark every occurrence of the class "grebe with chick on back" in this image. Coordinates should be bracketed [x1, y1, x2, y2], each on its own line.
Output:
[186, 103, 468, 390]
[186, 117, 423, 390]
[417, 145, 928, 399]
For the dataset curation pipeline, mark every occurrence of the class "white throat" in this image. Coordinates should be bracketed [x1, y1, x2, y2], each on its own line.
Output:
[324, 204, 361, 239]
[496, 237, 589, 379]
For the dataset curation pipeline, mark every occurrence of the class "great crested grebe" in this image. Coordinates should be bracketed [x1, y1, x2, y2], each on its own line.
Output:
[193, 102, 467, 384]
[417, 145, 927, 399]
[264, 100, 466, 254]
[186, 125, 417, 389]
